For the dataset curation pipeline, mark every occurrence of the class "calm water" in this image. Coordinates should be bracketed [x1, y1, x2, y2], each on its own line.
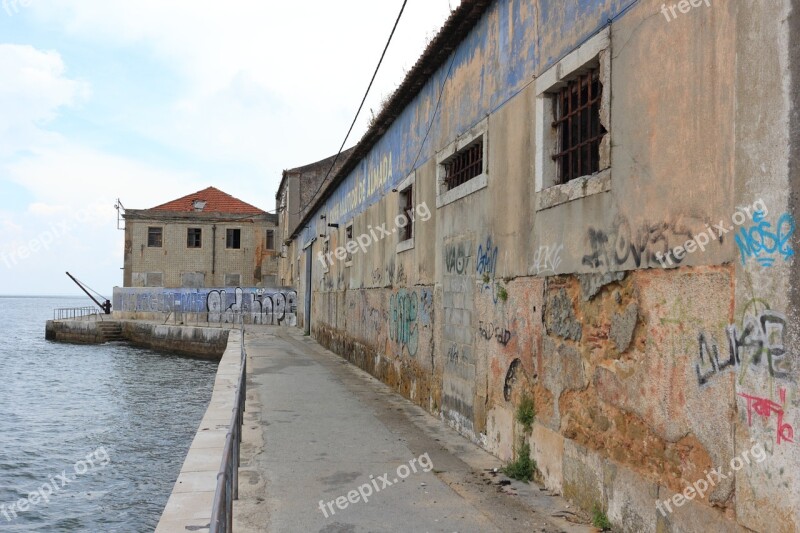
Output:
[0, 296, 218, 532]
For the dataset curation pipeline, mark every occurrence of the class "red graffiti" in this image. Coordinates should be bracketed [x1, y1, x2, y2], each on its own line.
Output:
[738, 389, 795, 445]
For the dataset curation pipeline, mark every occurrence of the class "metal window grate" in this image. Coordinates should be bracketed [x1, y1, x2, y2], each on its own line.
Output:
[552, 69, 606, 183]
[400, 185, 413, 241]
[444, 140, 483, 191]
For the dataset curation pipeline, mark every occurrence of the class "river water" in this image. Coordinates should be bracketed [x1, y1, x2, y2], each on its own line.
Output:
[0, 296, 218, 532]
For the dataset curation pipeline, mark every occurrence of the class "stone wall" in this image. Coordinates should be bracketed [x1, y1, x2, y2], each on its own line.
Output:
[45, 319, 229, 359]
[289, 0, 800, 530]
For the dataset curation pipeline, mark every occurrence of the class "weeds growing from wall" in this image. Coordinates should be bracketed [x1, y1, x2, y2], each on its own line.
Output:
[516, 394, 535, 432]
[496, 284, 508, 302]
[591, 504, 611, 530]
[503, 440, 536, 482]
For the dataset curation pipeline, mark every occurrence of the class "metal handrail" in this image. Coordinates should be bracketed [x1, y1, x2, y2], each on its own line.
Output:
[210, 313, 247, 532]
[53, 307, 101, 321]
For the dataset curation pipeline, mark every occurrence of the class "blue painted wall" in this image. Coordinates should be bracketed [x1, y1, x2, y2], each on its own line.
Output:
[300, 0, 635, 246]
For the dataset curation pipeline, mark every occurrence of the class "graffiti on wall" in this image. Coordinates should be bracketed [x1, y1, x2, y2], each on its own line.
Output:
[389, 289, 419, 356]
[532, 243, 563, 275]
[114, 286, 298, 326]
[476, 236, 499, 277]
[477, 236, 502, 304]
[696, 300, 789, 386]
[477, 321, 512, 346]
[447, 343, 462, 364]
[734, 211, 795, 267]
[739, 388, 795, 445]
[445, 241, 472, 274]
[207, 288, 298, 325]
[582, 215, 706, 270]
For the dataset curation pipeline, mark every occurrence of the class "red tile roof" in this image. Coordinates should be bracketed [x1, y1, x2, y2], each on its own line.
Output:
[150, 187, 265, 215]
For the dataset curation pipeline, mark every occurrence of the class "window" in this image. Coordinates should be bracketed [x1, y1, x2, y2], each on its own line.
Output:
[345, 224, 354, 264]
[444, 141, 483, 191]
[224, 273, 241, 287]
[534, 28, 611, 210]
[145, 272, 163, 287]
[266, 229, 275, 250]
[147, 227, 162, 248]
[399, 186, 414, 241]
[187, 228, 202, 248]
[552, 69, 606, 183]
[226, 228, 241, 249]
[436, 117, 488, 208]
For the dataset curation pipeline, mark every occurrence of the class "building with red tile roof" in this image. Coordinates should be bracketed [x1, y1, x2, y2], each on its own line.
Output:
[122, 187, 279, 288]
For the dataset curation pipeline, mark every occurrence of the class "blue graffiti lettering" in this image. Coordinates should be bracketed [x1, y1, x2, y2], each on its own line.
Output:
[735, 211, 795, 267]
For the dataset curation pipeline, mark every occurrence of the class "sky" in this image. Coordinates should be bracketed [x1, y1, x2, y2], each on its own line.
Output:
[0, 0, 459, 296]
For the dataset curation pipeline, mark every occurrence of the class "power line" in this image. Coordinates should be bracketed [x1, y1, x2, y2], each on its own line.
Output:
[293, 0, 408, 217]
[409, 50, 457, 174]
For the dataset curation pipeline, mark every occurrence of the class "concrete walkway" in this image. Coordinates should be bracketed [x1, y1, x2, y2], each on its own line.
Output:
[234, 327, 594, 533]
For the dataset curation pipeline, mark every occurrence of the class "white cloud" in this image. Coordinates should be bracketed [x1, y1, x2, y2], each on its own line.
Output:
[27, 202, 70, 216]
[6, 142, 202, 208]
[0, 1, 460, 294]
[29, 0, 457, 166]
[0, 44, 90, 156]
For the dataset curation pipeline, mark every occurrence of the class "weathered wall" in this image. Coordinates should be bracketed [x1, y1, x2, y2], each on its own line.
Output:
[45, 319, 105, 344]
[120, 322, 229, 359]
[45, 319, 229, 359]
[124, 215, 279, 288]
[113, 286, 298, 326]
[290, 0, 799, 531]
[732, 1, 799, 531]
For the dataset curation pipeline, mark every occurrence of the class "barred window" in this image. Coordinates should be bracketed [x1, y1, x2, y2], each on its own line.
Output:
[345, 225, 353, 263]
[552, 69, 606, 183]
[399, 185, 414, 241]
[443, 139, 483, 191]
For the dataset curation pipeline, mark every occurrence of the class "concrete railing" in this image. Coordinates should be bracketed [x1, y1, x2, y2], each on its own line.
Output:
[154, 320, 247, 531]
[209, 323, 246, 532]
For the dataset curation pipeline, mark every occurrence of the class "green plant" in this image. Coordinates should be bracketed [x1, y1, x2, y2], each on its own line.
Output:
[502, 440, 536, 482]
[592, 504, 611, 530]
[516, 394, 535, 432]
[496, 284, 508, 302]
[482, 272, 490, 284]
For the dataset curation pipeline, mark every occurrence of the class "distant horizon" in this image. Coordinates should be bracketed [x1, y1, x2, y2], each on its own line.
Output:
[0, 294, 89, 298]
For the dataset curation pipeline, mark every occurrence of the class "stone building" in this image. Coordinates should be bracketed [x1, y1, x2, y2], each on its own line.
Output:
[123, 186, 278, 288]
[280, 1, 800, 531]
[276, 150, 353, 286]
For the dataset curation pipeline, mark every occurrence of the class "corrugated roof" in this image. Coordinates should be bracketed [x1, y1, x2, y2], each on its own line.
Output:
[151, 186, 266, 215]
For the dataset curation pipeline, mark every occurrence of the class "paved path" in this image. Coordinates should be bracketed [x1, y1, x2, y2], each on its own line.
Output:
[234, 327, 592, 533]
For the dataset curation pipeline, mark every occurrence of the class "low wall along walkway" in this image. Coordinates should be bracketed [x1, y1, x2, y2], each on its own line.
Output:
[112, 286, 298, 326]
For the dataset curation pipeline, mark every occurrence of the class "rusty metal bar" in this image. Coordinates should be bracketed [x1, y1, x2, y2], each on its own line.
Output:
[444, 139, 483, 191]
[551, 69, 604, 183]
